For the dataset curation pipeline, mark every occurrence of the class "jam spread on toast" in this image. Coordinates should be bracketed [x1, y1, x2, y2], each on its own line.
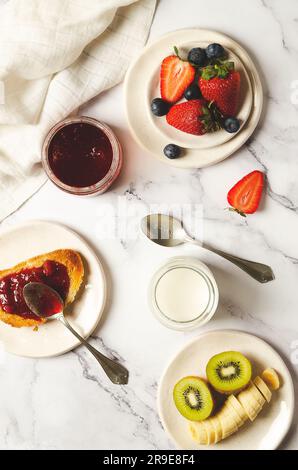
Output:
[0, 260, 69, 320]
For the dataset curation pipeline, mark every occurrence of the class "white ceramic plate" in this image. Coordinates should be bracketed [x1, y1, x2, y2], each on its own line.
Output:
[158, 330, 294, 450]
[147, 44, 252, 150]
[125, 29, 263, 168]
[0, 221, 106, 358]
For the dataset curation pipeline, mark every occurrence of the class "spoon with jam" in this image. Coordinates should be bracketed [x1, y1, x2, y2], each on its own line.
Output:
[23, 282, 129, 385]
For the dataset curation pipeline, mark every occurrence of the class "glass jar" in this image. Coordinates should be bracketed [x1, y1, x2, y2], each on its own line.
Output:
[42, 116, 122, 196]
[149, 256, 219, 331]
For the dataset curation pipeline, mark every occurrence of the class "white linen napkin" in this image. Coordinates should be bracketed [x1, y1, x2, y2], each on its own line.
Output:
[0, 0, 156, 220]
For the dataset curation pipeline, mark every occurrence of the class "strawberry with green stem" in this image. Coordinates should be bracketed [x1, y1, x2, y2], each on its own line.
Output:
[199, 60, 241, 116]
[166, 99, 219, 136]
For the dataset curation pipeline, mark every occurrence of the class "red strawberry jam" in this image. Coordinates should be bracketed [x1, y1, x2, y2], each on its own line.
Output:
[48, 122, 113, 188]
[0, 261, 69, 320]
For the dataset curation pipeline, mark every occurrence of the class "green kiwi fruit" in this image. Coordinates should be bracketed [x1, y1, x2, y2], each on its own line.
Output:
[206, 351, 252, 394]
[173, 376, 214, 421]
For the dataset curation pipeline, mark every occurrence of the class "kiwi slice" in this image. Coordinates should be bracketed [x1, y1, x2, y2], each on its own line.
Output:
[206, 351, 252, 394]
[173, 376, 214, 421]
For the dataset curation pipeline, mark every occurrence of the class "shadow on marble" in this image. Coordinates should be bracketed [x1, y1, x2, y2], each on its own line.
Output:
[206, 261, 262, 318]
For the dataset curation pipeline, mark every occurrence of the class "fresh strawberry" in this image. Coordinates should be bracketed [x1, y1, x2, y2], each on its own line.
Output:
[199, 61, 240, 116]
[160, 48, 195, 103]
[227, 171, 264, 216]
[166, 99, 217, 136]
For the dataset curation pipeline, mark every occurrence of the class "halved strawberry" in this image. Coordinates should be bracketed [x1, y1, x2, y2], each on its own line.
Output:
[199, 61, 240, 116]
[166, 99, 216, 136]
[160, 50, 195, 103]
[227, 171, 264, 216]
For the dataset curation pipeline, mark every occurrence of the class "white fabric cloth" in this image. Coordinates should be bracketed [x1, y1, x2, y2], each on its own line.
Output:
[0, 0, 156, 220]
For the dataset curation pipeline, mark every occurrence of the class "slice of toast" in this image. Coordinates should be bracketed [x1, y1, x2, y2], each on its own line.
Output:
[0, 249, 84, 328]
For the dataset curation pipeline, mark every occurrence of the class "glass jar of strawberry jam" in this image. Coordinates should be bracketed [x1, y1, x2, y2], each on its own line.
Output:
[42, 117, 122, 195]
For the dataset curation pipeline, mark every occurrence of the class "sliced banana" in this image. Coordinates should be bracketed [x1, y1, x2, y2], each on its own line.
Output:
[249, 382, 266, 407]
[210, 416, 222, 443]
[188, 422, 208, 445]
[202, 419, 216, 445]
[226, 394, 248, 424]
[262, 368, 280, 391]
[188, 370, 278, 445]
[218, 405, 238, 438]
[225, 397, 245, 426]
[243, 383, 265, 409]
[254, 376, 272, 403]
[236, 391, 261, 421]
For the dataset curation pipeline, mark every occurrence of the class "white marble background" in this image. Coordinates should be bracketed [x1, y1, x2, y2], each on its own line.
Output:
[0, 0, 298, 450]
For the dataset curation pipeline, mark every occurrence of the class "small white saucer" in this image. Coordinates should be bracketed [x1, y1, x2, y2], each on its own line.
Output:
[147, 44, 252, 150]
[0, 221, 106, 358]
[158, 330, 294, 450]
[125, 29, 263, 168]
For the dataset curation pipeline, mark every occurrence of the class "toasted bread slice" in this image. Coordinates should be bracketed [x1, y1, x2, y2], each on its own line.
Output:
[0, 249, 84, 328]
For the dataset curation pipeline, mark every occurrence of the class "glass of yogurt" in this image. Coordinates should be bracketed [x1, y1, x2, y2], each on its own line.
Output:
[149, 257, 219, 331]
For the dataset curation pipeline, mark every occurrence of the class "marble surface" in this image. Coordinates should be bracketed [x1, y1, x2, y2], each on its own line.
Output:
[0, 0, 298, 450]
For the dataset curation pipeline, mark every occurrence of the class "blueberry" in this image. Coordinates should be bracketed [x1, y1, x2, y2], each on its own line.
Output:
[224, 117, 241, 133]
[187, 47, 207, 66]
[184, 83, 202, 100]
[206, 43, 225, 60]
[151, 98, 171, 116]
[163, 144, 182, 159]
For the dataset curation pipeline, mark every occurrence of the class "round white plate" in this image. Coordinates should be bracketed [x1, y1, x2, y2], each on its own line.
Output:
[147, 44, 252, 150]
[158, 330, 294, 450]
[125, 29, 263, 168]
[0, 221, 106, 358]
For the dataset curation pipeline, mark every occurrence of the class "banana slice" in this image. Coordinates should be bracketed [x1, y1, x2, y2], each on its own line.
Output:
[226, 394, 248, 424]
[262, 368, 280, 391]
[236, 391, 261, 421]
[243, 383, 265, 409]
[210, 416, 222, 443]
[202, 419, 216, 445]
[225, 397, 246, 426]
[189, 418, 221, 445]
[254, 376, 272, 403]
[188, 422, 208, 445]
[249, 382, 266, 407]
[218, 405, 238, 438]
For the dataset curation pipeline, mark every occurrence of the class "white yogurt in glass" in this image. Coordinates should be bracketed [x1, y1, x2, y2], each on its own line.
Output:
[149, 257, 218, 330]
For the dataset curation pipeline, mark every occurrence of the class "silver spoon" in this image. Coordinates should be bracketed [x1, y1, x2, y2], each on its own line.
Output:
[23, 282, 129, 385]
[141, 214, 274, 283]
